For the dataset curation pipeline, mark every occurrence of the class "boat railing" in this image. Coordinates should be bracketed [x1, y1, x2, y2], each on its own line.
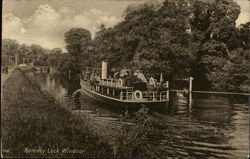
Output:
[81, 79, 169, 102]
[120, 90, 169, 102]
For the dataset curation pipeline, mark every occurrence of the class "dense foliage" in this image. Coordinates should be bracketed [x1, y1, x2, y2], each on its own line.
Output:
[2, 39, 63, 67]
[2, 0, 249, 92]
[116, 107, 184, 157]
[62, 0, 249, 92]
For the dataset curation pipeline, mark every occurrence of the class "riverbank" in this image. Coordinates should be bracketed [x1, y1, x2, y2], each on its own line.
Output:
[1, 68, 113, 157]
[3, 69, 248, 158]
[1, 67, 14, 87]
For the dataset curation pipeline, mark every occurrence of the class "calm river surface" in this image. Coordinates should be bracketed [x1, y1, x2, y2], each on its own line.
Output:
[30, 72, 249, 158]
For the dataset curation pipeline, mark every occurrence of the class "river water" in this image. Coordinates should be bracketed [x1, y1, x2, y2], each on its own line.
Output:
[29, 72, 249, 158]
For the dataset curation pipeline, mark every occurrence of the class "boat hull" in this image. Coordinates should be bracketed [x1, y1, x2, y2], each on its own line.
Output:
[80, 87, 168, 108]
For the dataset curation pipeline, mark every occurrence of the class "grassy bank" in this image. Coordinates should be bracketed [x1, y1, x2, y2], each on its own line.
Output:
[1, 69, 113, 157]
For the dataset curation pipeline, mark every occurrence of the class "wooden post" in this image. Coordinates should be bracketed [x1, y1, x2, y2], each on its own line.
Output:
[166, 90, 169, 101]
[189, 77, 193, 92]
[160, 92, 162, 101]
[189, 77, 193, 109]
[189, 92, 192, 108]
[153, 92, 155, 101]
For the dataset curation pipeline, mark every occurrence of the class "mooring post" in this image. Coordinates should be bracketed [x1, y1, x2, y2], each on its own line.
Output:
[189, 77, 193, 93]
[167, 90, 169, 101]
[189, 92, 192, 107]
[165, 81, 169, 101]
[189, 76, 193, 109]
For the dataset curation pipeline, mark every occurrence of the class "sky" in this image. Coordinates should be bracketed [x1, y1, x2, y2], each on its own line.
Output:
[2, 0, 250, 52]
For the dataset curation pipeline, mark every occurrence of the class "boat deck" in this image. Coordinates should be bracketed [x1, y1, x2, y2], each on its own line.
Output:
[80, 79, 169, 103]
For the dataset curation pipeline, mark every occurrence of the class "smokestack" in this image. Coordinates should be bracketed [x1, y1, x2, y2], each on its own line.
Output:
[101, 61, 107, 79]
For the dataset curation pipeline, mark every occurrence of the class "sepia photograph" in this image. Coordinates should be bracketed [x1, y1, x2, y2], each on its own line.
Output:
[1, 0, 249, 158]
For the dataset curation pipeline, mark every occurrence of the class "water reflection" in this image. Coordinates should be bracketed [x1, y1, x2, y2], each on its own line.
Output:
[31, 72, 249, 158]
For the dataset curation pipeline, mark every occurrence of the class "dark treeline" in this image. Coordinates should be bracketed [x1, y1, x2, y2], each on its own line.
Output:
[63, 0, 250, 92]
[3, 0, 249, 92]
[2, 39, 70, 73]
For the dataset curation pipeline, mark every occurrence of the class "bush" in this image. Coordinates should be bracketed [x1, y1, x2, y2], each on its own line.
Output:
[115, 106, 184, 157]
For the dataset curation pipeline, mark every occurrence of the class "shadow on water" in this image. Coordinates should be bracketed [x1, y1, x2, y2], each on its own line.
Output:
[30, 72, 249, 158]
[77, 94, 169, 118]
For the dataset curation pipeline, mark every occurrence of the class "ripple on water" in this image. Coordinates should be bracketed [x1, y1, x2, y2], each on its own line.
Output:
[32, 73, 249, 158]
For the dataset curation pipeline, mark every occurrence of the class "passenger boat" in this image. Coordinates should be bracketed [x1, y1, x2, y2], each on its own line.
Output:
[79, 61, 169, 107]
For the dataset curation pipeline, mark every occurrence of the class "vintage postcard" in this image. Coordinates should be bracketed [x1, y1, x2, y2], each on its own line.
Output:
[1, 0, 249, 158]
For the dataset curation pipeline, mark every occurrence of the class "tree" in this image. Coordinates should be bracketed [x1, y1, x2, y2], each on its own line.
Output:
[64, 28, 91, 58]
[2, 39, 19, 56]
[190, 0, 242, 90]
[190, 0, 240, 45]
[238, 22, 250, 50]
[229, 22, 250, 50]
[194, 40, 229, 90]
[224, 49, 250, 92]
[64, 28, 92, 76]
[208, 0, 240, 44]
[2, 39, 19, 66]
[18, 44, 31, 63]
[28, 0, 246, 91]
[26, 44, 48, 66]
[90, 0, 195, 79]
[50, 48, 62, 54]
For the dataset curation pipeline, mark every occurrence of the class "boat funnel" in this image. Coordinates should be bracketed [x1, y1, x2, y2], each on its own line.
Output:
[101, 61, 108, 79]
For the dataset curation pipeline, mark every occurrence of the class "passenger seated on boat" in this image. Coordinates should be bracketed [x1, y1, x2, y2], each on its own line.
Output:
[90, 73, 99, 85]
[147, 84, 156, 91]
[120, 68, 131, 77]
[146, 84, 156, 100]
[81, 72, 85, 81]
[83, 71, 91, 81]
[81, 72, 86, 80]
[147, 78, 163, 100]
[134, 70, 147, 83]
[156, 81, 166, 94]
[123, 73, 134, 87]
[114, 71, 120, 79]
[121, 70, 147, 90]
